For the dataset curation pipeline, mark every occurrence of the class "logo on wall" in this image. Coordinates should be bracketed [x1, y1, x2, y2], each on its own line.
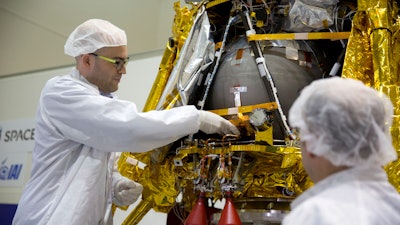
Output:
[0, 128, 35, 143]
[0, 119, 34, 187]
[0, 158, 23, 181]
[0, 119, 35, 153]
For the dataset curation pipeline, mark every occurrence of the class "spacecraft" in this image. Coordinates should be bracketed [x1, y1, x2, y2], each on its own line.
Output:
[116, 0, 400, 224]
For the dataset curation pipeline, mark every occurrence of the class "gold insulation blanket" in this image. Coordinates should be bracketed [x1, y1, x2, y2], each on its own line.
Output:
[174, 144, 311, 212]
[342, 0, 400, 191]
[143, 2, 198, 112]
[117, 1, 400, 224]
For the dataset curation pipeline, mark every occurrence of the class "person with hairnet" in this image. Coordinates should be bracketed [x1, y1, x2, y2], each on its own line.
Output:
[12, 19, 239, 225]
[282, 77, 400, 225]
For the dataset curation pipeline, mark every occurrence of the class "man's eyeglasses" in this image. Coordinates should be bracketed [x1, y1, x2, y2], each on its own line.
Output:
[90, 53, 129, 71]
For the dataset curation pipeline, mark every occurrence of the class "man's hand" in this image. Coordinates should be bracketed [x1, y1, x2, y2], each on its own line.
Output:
[199, 110, 240, 135]
[113, 178, 143, 206]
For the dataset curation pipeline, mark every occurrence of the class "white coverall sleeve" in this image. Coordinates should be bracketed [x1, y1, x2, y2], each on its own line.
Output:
[40, 76, 201, 152]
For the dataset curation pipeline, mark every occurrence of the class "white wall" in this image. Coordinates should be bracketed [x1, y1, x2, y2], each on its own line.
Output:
[0, 49, 169, 224]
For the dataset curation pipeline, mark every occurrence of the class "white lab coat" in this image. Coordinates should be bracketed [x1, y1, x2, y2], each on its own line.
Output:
[12, 68, 201, 225]
[282, 166, 400, 225]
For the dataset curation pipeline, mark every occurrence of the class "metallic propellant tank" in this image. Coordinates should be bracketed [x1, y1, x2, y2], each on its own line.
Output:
[204, 36, 323, 141]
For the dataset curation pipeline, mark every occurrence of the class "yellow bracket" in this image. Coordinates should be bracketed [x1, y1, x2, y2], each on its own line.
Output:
[248, 32, 350, 41]
[206, 0, 230, 9]
[255, 126, 274, 146]
[208, 102, 278, 116]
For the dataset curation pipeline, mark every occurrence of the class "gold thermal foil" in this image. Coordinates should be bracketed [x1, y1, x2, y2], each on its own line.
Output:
[392, 20, 400, 82]
[142, 45, 176, 112]
[240, 150, 309, 198]
[388, 114, 400, 190]
[143, 2, 198, 112]
[171, 143, 311, 211]
[358, 0, 388, 10]
[393, 116, 400, 151]
[342, 11, 374, 85]
[118, 148, 180, 213]
[380, 85, 400, 153]
[343, 0, 396, 86]
[343, 0, 400, 191]
[121, 199, 152, 225]
[371, 29, 392, 88]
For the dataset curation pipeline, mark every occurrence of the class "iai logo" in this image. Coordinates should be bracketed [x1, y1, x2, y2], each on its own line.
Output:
[0, 153, 27, 187]
[0, 158, 23, 181]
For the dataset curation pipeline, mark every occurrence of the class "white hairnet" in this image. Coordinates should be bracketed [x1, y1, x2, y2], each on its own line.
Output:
[289, 77, 396, 167]
[64, 19, 127, 57]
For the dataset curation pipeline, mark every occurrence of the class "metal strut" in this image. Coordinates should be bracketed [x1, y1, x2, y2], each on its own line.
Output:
[197, 14, 240, 109]
[239, 9, 295, 140]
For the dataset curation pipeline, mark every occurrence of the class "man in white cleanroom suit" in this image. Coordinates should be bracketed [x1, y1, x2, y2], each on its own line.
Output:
[282, 77, 400, 225]
[12, 19, 239, 225]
